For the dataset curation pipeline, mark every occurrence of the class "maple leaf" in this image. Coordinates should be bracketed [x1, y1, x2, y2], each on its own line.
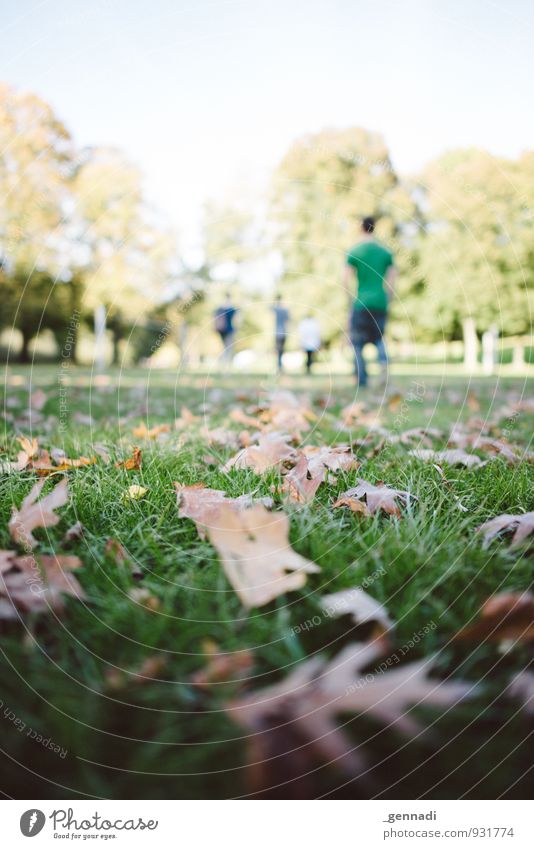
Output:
[321, 587, 394, 633]
[228, 641, 471, 792]
[410, 448, 484, 467]
[176, 483, 272, 539]
[282, 453, 326, 503]
[207, 502, 320, 608]
[476, 512, 534, 548]
[133, 422, 171, 439]
[332, 495, 370, 517]
[175, 406, 200, 429]
[124, 484, 148, 501]
[224, 432, 295, 474]
[334, 479, 413, 517]
[9, 478, 69, 549]
[302, 444, 359, 476]
[192, 644, 254, 689]
[454, 591, 534, 643]
[0, 552, 84, 619]
[115, 447, 142, 470]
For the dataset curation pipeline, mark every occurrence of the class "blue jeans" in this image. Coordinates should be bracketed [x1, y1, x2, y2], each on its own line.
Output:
[350, 308, 388, 386]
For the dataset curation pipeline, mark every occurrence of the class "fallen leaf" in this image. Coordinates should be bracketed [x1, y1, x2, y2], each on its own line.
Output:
[176, 483, 272, 539]
[124, 484, 147, 501]
[410, 448, 484, 468]
[334, 479, 413, 517]
[467, 392, 480, 412]
[228, 641, 471, 794]
[93, 443, 111, 464]
[207, 503, 320, 608]
[388, 393, 402, 412]
[9, 478, 69, 549]
[115, 447, 142, 470]
[454, 592, 534, 643]
[321, 587, 394, 633]
[302, 444, 359, 476]
[477, 512, 534, 548]
[224, 432, 295, 474]
[133, 422, 171, 439]
[332, 495, 371, 517]
[282, 453, 326, 503]
[175, 406, 200, 429]
[0, 552, 84, 619]
[62, 521, 84, 544]
[192, 647, 254, 689]
[29, 389, 47, 410]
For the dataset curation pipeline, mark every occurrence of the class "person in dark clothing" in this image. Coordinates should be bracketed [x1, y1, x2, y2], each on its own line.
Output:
[343, 216, 397, 386]
[213, 293, 238, 365]
[272, 295, 290, 372]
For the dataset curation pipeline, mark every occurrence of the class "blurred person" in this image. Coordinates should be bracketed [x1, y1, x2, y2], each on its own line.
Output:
[343, 216, 397, 387]
[298, 313, 321, 375]
[272, 294, 290, 372]
[213, 293, 238, 365]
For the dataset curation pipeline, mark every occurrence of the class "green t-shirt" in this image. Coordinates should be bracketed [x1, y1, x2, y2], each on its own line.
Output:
[346, 240, 393, 312]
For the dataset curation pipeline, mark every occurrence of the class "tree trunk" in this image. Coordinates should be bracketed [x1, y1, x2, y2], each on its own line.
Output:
[19, 330, 31, 363]
[462, 317, 478, 372]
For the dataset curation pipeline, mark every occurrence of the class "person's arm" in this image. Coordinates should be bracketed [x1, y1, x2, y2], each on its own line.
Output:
[385, 265, 397, 301]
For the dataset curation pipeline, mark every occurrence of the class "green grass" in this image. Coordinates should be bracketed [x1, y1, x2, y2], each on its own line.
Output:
[0, 367, 533, 799]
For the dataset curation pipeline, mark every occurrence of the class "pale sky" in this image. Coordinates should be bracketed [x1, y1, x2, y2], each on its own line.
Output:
[2, 0, 534, 250]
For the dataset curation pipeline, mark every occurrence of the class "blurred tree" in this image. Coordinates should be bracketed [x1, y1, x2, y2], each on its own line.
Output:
[270, 127, 417, 344]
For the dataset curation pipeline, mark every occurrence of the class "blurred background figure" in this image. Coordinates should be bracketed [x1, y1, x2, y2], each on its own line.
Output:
[344, 216, 397, 387]
[298, 314, 321, 375]
[272, 294, 290, 373]
[213, 293, 238, 366]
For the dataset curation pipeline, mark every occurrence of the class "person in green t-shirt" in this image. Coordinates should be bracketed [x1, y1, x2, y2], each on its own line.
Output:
[343, 216, 397, 386]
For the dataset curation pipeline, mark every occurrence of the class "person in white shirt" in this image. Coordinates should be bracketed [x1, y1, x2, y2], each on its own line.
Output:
[298, 314, 321, 374]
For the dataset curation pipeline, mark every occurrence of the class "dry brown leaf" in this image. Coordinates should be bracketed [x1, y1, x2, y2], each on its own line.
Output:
[387, 393, 402, 412]
[224, 432, 295, 474]
[228, 641, 471, 794]
[230, 407, 264, 429]
[192, 647, 254, 689]
[477, 512, 534, 548]
[303, 444, 359, 476]
[29, 389, 47, 410]
[175, 406, 200, 429]
[321, 587, 394, 632]
[207, 503, 320, 608]
[0, 552, 84, 619]
[93, 443, 111, 464]
[133, 422, 171, 439]
[334, 479, 413, 517]
[62, 521, 84, 544]
[410, 448, 484, 468]
[399, 427, 443, 446]
[454, 592, 534, 643]
[0, 550, 17, 574]
[467, 392, 480, 412]
[9, 477, 69, 549]
[175, 483, 272, 539]
[115, 446, 142, 470]
[332, 495, 371, 517]
[282, 453, 326, 503]
[34, 454, 97, 476]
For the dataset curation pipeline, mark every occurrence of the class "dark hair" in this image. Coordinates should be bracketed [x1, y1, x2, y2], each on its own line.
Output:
[362, 216, 375, 234]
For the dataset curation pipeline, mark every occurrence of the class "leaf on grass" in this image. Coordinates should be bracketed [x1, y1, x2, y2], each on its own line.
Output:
[176, 483, 273, 539]
[321, 587, 394, 633]
[9, 477, 69, 549]
[0, 551, 17, 574]
[0, 552, 84, 619]
[29, 389, 47, 410]
[303, 444, 359, 476]
[334, 479, 413, 517]
[228, 641, 471, 794]
[332, 495, 371, 517]
[282, 453, 326, 503]
[399, 427, 443, 446]
[230, 407, 264, 429]
[62, 521, 85, 544]
[115, 447, 142, 470]
[454, 591, 534, 643]
[476, 512, 534, 548]
[93, 443, 111, 464]
[124, 484, 147, 501]
[133, 422, 171, 439]
[410, 448, 484, 467]
[224, 432, 295, 474]
[207, 503, 320, 608]
[175, 406, 200, 429]
[33, 454, 97, 475]
[192, 645, 254, 689]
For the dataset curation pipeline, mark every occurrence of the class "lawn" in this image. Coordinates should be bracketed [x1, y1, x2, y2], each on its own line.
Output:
[0, 366, 533, 799]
